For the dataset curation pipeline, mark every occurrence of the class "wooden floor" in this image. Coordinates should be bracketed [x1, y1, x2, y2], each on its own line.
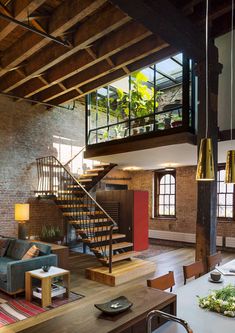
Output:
[1, 245, 234, 333]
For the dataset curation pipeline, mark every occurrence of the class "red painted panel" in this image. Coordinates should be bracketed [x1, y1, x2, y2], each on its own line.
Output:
[133, 191, 149, 251]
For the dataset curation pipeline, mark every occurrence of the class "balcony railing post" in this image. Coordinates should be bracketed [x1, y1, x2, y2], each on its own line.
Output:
[109, 226, 114, 273]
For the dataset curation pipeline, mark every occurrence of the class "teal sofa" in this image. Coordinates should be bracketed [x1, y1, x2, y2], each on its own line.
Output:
[0, 238, 57, 295]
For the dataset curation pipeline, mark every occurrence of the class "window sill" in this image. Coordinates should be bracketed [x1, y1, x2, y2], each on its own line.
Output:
[151, 217, 177, 221]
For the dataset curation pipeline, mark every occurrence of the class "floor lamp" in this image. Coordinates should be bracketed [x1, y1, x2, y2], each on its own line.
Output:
[15, 204, 29, 240]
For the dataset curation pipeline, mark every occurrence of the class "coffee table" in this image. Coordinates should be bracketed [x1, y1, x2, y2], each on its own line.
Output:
[25, 266, 70, 307]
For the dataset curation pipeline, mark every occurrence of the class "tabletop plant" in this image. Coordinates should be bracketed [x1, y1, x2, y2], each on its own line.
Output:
[198, 284, 235, 317]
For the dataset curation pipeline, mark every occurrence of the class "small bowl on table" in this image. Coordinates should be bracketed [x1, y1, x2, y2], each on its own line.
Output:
[42, 265, 51, 272]
[210, 271, 221, 282]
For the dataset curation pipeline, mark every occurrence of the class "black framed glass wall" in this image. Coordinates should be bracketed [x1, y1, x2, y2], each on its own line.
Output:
[86, 53, 195, 145]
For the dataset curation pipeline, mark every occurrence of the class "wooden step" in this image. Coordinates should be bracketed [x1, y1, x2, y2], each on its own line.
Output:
[79, 226, 118, 233]
[99, 251, 138, 264]
[69, 218, 111, 224]
[91, 241, 133, 252]
[86, 168, 104, 173]
[57, 190, 83, 194]
[78, 178, 92, 183]
[83, 233, 126, 243]
[58, 204, 91, 208]
[79, 173, 98, 178]
[56, 197, 84, 202]
[63, 211, 104, 217]
[66, 184, 81, 189]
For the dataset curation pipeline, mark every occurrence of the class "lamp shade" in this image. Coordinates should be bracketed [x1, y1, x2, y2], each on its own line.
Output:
[196, 138, 215, 181]
[15, 204, 29, 221]
[225, 150, 235, 183]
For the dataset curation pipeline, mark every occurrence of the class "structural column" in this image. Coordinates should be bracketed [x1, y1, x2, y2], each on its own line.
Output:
[195, 44, 222, 265]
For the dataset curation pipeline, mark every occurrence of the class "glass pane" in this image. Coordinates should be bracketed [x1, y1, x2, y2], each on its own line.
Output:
[218, 206, 225, 217]
[220, 169, 225, 180]
[226, 206, 233, 218]
[227, 183, 234, 193]
[165, 184, 170, 194]
[171, 176, 175, 184]
[165, 195, 169, 204]
[219, 194, 225, 205]
[220, 182, 226, 193]
[165, 206, 169, 215]
[171, 185, 175, 194]
[160, 185, 165, 194]
[97, 87, 108, 128]
[227, 193, 233, 205]
[170, 206, 175, 215]
[165, 174, 170, 183]
[159, 195, 164, 204]
[159, 205, 164, 215]
[170, 195, 175, 204]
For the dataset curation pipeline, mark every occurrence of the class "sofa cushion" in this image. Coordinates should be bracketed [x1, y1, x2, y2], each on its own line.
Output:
[30, 242, 51, 256]
[7, 240, 31, 260]
[22, 245, 39, 259]
[0, 257, 14, 282]
[0, 238, 10, 257]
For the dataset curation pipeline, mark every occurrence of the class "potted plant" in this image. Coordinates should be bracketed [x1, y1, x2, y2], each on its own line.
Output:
[40, 225, 63, 244]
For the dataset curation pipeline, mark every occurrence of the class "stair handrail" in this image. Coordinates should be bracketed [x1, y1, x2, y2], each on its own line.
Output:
[36, 155, 117, 227]
[63, 145, 86, 167]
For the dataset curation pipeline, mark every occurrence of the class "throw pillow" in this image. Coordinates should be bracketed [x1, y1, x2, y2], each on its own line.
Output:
[22, 245, 39, 260]
[0, 238, 10, 257]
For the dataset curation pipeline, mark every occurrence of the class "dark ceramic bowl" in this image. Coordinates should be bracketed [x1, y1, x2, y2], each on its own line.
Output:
[42, 265, 51, 272]
[210, 271, 221, 281]
[94, 296, 133, 315]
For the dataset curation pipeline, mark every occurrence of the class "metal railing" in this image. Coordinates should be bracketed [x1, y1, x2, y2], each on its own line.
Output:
[147, 310, 193, 333]
[36, 155, 116, 273]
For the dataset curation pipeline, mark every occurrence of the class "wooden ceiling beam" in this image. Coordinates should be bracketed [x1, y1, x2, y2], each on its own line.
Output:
[11, 20, 149, 97]
[48, 45, 176, 106]
[0, 0, 106, 76]
[0, 2, 128, 92]
[110, 0, 205, 61]
[32, 35, 168, 102]
[0, 0, 46, 42]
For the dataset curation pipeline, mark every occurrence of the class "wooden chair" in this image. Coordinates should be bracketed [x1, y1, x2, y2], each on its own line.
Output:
[183, 261, 204, 285]
[207, 251, 222, 271]
[147, 271, 175, 292]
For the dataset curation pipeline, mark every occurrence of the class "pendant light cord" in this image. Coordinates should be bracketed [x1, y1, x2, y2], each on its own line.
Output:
[205, 0, 209, 138]
[231, 0, 234, 144]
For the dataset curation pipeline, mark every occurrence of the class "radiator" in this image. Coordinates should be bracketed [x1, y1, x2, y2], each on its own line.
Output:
[149, 230, 223, 246]
[225, 237, 235, 248]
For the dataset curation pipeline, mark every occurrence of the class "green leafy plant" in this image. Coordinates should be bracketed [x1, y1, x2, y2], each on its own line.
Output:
[198, 284, 235, 317]
[40, 225, 63, 242]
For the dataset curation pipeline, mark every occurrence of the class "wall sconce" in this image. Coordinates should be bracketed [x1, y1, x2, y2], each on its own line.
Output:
[15, 204, 29, 240]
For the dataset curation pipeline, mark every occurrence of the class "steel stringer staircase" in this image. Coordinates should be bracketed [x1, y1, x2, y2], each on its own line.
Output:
[36, 156, 137, 272]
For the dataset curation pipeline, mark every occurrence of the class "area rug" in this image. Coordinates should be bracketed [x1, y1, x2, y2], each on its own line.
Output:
[0, 291, 84, 328]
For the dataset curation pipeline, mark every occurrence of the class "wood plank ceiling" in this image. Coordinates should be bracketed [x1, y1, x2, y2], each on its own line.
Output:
[0, 0, 233, 107]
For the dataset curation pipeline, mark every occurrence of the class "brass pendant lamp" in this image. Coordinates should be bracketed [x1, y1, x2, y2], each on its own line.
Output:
[225, 0, 235, 184]
[196, 0, 215, 181]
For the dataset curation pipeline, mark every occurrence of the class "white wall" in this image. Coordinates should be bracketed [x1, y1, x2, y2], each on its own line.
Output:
[216, 31, 235, 131]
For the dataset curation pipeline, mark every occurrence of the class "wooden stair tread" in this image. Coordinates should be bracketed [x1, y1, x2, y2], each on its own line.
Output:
[79, 178, 92, 182]
[69, 218, 111, 224]
[58, 204, 93, 208]
[79, 226, 118, 233]
[63, 211, 104, 216]
[91, 241, 133, 252]
[83, 233, 126, 243]
[99, 251, 138, 264]
[86, 168, 104, 172]
[79, 173, 98, 178]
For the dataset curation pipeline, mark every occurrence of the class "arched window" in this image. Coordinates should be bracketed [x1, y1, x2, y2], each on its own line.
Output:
[155, 171, 176, 217]
[217, 168, 234, 219]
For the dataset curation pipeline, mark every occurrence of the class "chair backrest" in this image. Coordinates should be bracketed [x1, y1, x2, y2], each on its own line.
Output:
[183, 261, 204, 284]
[207, 251, 222, 271]
[147, 271, 175, 292]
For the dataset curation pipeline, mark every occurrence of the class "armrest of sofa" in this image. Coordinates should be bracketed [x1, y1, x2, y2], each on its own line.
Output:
[6, 254, 57, 293]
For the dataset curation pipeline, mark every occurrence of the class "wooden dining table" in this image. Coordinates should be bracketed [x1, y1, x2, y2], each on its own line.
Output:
[156, 259, 235, 333]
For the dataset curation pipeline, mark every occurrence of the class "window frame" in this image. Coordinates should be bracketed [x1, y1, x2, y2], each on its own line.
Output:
[154, 169, 176, 219]
[217, 164, 235, 222]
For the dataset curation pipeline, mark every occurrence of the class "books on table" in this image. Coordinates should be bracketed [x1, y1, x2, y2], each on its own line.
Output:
[33, 283, 66, 299]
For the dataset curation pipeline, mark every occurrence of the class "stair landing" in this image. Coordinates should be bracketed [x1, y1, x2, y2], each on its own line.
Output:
[85, 258, 156, 286]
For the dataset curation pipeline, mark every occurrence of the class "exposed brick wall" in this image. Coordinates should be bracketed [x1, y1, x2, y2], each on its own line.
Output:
[0, 95, 85, 238]
[102, 166, 235, 237]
